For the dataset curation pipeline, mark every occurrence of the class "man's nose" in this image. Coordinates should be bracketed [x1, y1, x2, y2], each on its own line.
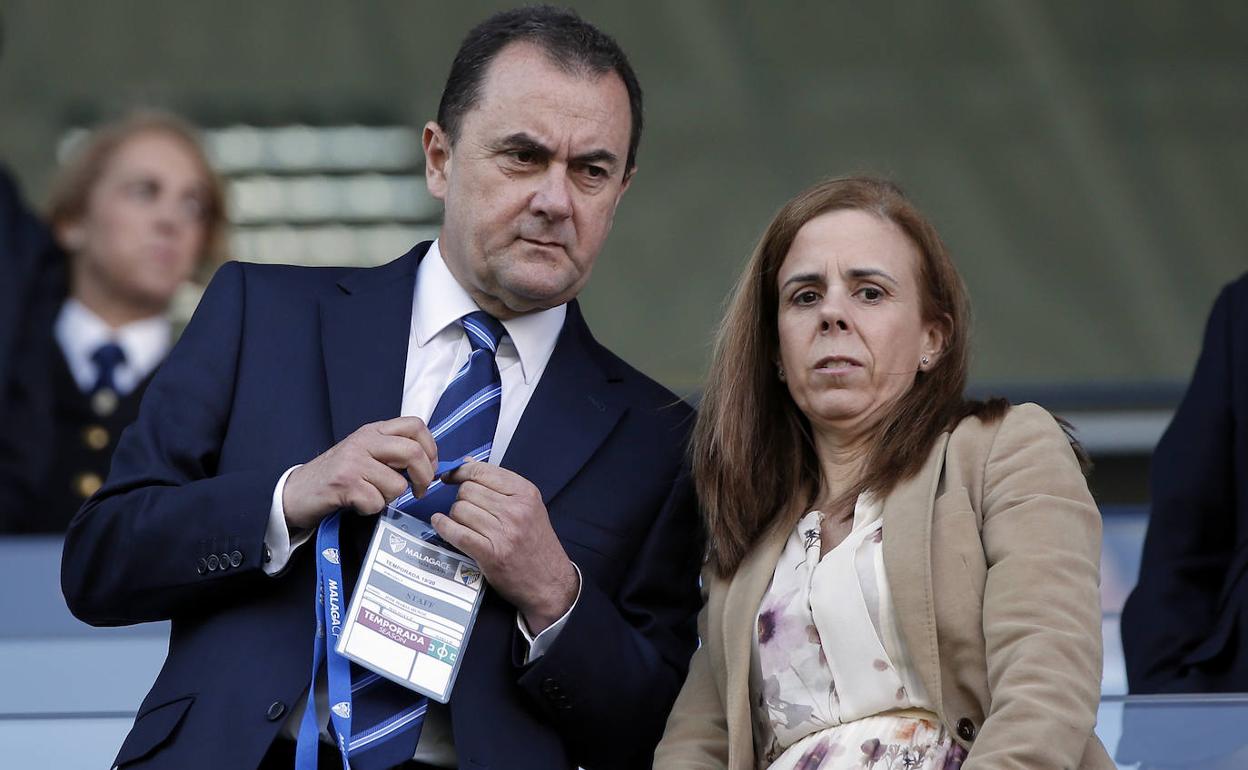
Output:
[530, 168, 573, 220]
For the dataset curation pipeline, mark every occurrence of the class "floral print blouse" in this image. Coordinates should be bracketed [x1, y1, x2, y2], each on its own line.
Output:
[749, 496, 967, 769]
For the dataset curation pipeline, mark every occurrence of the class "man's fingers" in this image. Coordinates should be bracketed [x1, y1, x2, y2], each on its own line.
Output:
[359, 460, 409, 509]
[358, 434, 436, 493]
[454, 480, 509, 514]
[431, 513, 493, 561]
[443, 459, 523, 494]
[447, 498, 498, 534]
[375, 417, 438, 465]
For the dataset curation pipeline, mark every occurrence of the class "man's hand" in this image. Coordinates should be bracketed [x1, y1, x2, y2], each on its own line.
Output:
[283, 417, 438, 531]
[431, 461, 579, 634]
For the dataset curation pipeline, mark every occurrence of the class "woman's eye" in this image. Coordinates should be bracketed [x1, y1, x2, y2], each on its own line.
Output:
[795, 290, 820, 305]
[859, 286, 883, 301]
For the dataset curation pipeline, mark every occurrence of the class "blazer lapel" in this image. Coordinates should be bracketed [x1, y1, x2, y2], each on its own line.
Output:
[500, 301, 625, 507]
[320, 245, 425, 442]
[721, 519, 789, 763]
[881, 432, 951, 713]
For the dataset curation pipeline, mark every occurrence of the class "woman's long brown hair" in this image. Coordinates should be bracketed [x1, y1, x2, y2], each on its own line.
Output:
[694, 176, 1008, 578]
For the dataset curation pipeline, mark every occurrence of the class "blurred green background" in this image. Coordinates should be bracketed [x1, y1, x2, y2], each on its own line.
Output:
[3, 0, 1245, 395]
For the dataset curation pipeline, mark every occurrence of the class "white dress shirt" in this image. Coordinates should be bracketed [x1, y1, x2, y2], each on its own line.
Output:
[266, 241, 577, 765]
[53, 298, 171, 395]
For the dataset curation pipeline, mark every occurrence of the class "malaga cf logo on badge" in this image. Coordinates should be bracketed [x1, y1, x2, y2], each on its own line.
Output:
[458, 565, 482, 587]
[389, 533, 407, 554]
[321, 547, 340, 565]
[332, 701, 351, 719]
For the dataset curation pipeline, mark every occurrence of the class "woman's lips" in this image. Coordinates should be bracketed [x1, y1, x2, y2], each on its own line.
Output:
[813, 355, 862, 373]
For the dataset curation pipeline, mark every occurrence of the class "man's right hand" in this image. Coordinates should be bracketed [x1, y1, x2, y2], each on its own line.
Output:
[282, 417, 439, 531]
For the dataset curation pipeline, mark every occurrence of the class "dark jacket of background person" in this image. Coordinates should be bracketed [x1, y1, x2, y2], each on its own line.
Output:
[60, 249, 703, 770]
[0, 166, 65, 413]
[1122, 272, 1248, 693]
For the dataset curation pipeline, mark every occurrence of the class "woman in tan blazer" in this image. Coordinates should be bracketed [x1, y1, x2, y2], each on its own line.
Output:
[655, 177, 1112, 769]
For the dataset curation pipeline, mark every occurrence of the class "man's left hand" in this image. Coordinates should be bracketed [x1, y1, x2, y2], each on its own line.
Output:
[431, 461, 579, 634]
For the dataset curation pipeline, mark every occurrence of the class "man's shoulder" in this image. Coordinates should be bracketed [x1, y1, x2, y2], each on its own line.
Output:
[583, 337, 694, 426]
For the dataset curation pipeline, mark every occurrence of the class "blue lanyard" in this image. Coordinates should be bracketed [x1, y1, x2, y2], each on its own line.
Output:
[296, 511, 354, 769]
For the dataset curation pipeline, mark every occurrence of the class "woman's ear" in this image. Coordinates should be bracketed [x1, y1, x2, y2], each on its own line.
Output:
[55, 220, 86, 253]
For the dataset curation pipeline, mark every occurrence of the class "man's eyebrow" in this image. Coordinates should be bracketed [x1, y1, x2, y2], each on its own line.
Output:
[571, 148, 619, 168]
[492, 132, 619, 170]
[492, 132, 552, 156]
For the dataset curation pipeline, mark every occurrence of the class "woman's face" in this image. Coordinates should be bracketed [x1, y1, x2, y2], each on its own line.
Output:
[776, 209, 942, 441]
[60, 130, 211, 315]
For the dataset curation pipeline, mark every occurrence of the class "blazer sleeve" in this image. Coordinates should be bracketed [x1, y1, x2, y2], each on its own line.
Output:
[652, 572, 731, 769]
[1120, 279, 1241, 693]
[966, 404, 1104, 769]
[62, 261, 285, 626]
[513, 458, 704, 768]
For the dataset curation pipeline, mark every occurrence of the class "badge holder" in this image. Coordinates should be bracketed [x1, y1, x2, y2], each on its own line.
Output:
[335, 507, 486, 703]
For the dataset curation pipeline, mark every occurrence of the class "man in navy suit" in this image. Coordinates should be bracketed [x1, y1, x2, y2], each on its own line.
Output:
[62, 8, 702, 769]
[1122, 272, 1248, 694]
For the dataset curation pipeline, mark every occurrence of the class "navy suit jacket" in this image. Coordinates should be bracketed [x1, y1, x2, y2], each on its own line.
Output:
[62, 244, 703, 769]
[1121, 272, 1248, 693]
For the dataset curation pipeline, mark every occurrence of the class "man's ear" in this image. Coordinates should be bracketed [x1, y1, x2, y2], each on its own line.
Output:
[423, 121, 452, 201]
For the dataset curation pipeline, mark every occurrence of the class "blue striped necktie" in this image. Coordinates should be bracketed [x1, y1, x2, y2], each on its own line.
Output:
[298, 311, 506, 770]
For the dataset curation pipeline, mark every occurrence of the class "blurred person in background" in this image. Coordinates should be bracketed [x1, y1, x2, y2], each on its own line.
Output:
[1122, 272, 1248, 694]
[654, 177, 1112, 769]
[0, 110, 227, 533]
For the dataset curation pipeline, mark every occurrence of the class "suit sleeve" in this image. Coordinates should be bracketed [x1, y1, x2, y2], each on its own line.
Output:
[652, 573, 731, 769]
[966, 404, 1104, 769]
[515, 462, 704, 769]
[62, 261, 285, 626]
[1120, 280, 1241, 693]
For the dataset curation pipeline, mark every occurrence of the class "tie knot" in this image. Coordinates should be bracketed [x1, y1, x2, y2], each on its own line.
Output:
[460, 311, 505, 354]
[90, 341, 127, 395]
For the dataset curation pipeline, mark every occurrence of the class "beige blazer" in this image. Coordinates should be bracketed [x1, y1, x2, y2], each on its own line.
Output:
[654, 404, 1115, 769]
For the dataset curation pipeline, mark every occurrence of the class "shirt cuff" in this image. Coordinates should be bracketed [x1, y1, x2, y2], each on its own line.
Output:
[262, 465, 313, 576]
[515, 562, 582, 664]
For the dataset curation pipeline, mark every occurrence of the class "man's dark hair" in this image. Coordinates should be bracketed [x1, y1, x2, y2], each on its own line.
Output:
[436, 5, 644, 173]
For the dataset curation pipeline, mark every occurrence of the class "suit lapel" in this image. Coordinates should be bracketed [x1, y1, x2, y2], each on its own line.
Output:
[881, 432, 950, 713]
[320, 245, 425, 442]
[721, 519, 789, 763]
[500, 301, 625, 507]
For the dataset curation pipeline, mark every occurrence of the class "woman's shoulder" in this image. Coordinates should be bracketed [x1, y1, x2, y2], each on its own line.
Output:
[946, 402, 1076, 463]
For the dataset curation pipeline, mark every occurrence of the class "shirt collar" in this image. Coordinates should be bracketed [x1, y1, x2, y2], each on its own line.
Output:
[54, 298, 171, 378]
[413, 240, 566, 384]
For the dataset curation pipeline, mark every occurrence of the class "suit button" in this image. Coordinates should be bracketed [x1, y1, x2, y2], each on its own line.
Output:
[219, 553, 231, 570]
[266, 701, 286, 721]
[541, 678, 561, 697]
[956, 717, 977, 742]
[207, 554, 220, 571]
[230, 550, 244, 567]
[196, 558, 208, 575]
[74, 472, 103, 499]
[82, 425, 110, 451]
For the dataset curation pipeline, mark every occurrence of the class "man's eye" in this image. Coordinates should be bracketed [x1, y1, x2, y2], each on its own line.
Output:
[513, 150, 536, 164]
[584, 165, 607, 179]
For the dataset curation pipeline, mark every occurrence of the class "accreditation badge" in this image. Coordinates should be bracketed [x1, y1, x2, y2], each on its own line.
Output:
[335, 508, 485, 703]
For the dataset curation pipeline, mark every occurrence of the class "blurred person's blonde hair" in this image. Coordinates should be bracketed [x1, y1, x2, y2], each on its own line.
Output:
[46, 109, 229, 273]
